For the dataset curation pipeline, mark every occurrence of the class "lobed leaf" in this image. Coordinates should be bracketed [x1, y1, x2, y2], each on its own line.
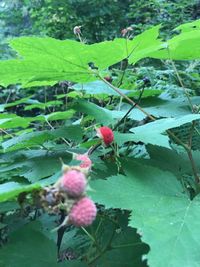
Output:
[90, 159, 200, 267]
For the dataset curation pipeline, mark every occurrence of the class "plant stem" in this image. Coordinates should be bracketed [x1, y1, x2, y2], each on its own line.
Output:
[98, 75, 155, 120]
[113, 87, 144, 131]
[88, 227, 116, 265]
[0, 128, 14, 138]
[81, 227, 101, 252]
[187, 150, 200, 184]
[45, 119, 71, 146]
[81, 227, 96, 243]
[170, 59, 193, 111]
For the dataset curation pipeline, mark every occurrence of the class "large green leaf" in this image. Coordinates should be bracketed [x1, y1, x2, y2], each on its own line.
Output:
[0, 37, 95, 87]
[126, 25, 163, 64]
[0, 222, 86, 267]
[90, 159, 200, 267]
[0, 26, 165, 87]
[129, 114, 200, 148]
[90, 211, 148, 267]
[131, 114, 200, 133]
[2, 21, 200, 87]
[145, 145, 200, 177]
[149, 19, 200, 61]
[114, 132, 170, 148]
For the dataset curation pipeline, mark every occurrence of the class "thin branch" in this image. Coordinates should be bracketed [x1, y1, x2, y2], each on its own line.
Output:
[88, 227, 116, 265]
[98, 75, 155, 120]
[188, 121, 196, 149]
[57, 210, 67, 259]
[187, 150, 200, 184]
[169, 58, 193, 111]
[187, 121, 200, 184]
[45, 119, 71, 146]
[113, 87, 144, 131]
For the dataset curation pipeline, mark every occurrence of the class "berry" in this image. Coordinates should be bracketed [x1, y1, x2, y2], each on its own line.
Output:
[73, 25, 82, 35]
[69, 197, 97, 227]
[75, 154, 92, 169]
[104, 76, 113, 83]
[97, 126, 114, 146]
[142, 77, 151, 86]
[61, 170, 86, 197]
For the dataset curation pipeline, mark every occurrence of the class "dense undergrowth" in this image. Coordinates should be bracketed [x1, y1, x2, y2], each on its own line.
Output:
[1, 1, 200, 267]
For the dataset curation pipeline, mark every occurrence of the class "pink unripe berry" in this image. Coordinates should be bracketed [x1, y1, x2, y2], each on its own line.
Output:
[96, 126, 114, 146]
[60, 170, 87, 197]
[75, 154, 92, 169]
[69, 197, 97, 227]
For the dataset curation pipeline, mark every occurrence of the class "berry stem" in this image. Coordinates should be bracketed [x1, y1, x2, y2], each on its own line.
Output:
[81, 227, 96, 243]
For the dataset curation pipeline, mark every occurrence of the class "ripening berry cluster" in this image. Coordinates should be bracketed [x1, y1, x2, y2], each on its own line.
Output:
[60, 153, 96, 227]
[40, 126, 114, 228]
[40, 153, 97, 228]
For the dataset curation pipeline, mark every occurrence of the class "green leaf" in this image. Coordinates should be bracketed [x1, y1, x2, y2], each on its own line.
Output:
[132, 114, 200, 133]
[0, 182, 40, 202]
[35, 109, 76, 121]
[0, 37, 96, 87]
[95, 221, 148, 267]
[88, 38, 126, 69]
[149, 19, 200, 61]
[0, 222, 86, 267]
[0, 114, 30, 129]
[2, 125, 82, 151]
[0, 96, 34, 112]
[90, 159, 200, 267]
[72, 81, 130, 96]
[146, 145, 200, 176]
[127, 25, 163, 64]
[114, 132, 170, 149]
[0, 201, 20, 212]
[24, 100, 62, 110]
[129, 114, 200, 147]
[73, 99, 114, 125]
[20, 152, 70, 183]
[127, 89, 163, 98]
[0, 27, 164, 87]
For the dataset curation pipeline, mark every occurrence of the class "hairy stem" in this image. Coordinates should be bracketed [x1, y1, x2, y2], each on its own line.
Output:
[170, 59, 193, 111]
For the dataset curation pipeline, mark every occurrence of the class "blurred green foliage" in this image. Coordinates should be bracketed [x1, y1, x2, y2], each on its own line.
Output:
[128, 0, 200, 34]
[0, 0, 200, 45]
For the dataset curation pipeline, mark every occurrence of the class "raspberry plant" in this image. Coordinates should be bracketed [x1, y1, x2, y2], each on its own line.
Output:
[0, 19, 200, 267]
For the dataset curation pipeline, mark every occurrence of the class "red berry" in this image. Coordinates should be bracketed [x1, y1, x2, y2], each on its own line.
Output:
[69, 197, 97, 227]
[75, 154, 92, 169]
[97, 126, 114, 146]
[104, 76, 112, 83]
[61, 170, 86, 197]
